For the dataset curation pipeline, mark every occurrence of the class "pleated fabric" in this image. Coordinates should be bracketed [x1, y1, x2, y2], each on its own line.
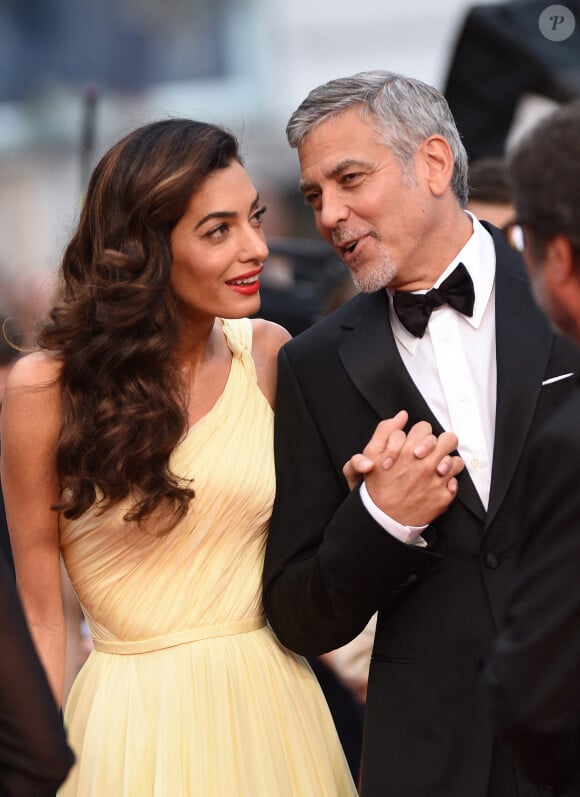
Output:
[59, 318, 356, 796]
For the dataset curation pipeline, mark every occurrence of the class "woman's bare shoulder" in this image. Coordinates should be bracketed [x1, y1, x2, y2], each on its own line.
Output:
[5, 350, 61, 390]
[249, 319, 291, 407]
[251, 318, 292, 360]
[2, 352, 62, 453]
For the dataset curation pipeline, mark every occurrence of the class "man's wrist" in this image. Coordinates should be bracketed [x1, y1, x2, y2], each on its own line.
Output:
[359, 482, 428, 545]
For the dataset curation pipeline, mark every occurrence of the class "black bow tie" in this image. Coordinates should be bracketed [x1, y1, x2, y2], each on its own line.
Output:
[392, 263, 475, 338]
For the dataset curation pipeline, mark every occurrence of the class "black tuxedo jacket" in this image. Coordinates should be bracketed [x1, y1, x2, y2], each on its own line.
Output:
[263, 226, 580, 797]
[488, 377, 580, 795]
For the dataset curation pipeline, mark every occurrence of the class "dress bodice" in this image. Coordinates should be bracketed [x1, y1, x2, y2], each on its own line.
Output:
[60, 318, 274, 645]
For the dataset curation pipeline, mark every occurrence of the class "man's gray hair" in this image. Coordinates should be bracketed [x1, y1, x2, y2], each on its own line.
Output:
[286, 70, 468, 206]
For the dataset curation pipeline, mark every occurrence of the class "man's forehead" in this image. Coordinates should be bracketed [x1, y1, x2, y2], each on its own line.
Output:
[298, 111, 386, 161]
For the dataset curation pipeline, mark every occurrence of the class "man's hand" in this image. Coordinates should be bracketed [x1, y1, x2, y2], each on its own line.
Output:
[342, 411, 464, 526]
[343, 410, 409, 490]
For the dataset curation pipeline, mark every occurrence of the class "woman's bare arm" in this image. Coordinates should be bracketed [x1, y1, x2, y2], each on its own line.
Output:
[1, 352, 65, 705]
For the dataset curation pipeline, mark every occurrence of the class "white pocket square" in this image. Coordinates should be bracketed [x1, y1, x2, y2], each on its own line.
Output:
[542, 373, 574, 386]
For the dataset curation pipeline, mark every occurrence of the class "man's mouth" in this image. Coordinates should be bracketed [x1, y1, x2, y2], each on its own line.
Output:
[341, 240, 359, 255]
[336, 235, 369, 261]
[333, 229, 374, 260]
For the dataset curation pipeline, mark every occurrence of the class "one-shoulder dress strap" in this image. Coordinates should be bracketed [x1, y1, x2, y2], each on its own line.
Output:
[221, 318, 253, 357]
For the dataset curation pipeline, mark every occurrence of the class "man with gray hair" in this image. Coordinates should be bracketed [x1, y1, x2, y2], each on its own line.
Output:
[263, 71, 580, 796]
[488, 101, 580, 796]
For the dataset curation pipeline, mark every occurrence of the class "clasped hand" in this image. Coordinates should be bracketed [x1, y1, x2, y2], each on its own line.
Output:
[343, 410, 464, 526]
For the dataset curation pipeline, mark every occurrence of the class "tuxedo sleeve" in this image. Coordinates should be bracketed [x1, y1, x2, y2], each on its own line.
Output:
[263, 345, 440, 656]
[487, 398, 580, 791]
[0, 557, 74, 795]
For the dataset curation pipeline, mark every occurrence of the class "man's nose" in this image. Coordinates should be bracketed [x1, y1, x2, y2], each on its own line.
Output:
[318, 190, 349, 230]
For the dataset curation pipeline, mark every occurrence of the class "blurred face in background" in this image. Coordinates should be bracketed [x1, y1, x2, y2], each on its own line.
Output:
[522, 227, 580, 343]
[465, 199, 515, 231]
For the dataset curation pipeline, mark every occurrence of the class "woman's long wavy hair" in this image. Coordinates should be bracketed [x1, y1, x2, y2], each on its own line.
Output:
[38, 119, 241, 533]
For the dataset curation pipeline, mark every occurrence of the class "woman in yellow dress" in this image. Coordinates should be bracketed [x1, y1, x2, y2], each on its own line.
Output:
[1, 119, 356, 796]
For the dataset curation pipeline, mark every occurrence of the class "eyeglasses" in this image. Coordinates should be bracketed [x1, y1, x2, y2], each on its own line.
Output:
[502, 222, 525, 252]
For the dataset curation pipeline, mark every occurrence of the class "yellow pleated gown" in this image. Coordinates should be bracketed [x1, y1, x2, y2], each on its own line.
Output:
[59, 318, 356, 796]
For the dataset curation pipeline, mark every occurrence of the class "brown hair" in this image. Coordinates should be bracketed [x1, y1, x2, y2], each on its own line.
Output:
[38, 119, 241, 532]
[508, 101, 580, 256]
[467, 157, 512, 205]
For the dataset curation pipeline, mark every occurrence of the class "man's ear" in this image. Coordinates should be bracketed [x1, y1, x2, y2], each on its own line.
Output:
[416, 135, 454, 197]
[542, 235, 580, 335]
[544, 235, 575, 285]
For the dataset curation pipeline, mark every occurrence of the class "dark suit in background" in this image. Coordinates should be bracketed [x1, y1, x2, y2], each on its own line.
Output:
[0, 554, 74, 794]
[488, 380, 580, 794]
[486, 100, 580, 796]
[0, 483, 15, 575]
[264, 226, 580, 797]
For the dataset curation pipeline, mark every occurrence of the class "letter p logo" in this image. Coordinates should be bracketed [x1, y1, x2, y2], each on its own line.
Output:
[539, 5, 576, 40]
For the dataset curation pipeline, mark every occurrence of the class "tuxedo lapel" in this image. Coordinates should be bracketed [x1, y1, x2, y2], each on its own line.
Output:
[486, 229, 552, 529]
[337, 291, 485, 520]
[338, 292, 436, 425]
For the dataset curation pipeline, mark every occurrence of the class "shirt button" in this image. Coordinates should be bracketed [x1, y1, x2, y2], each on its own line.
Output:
[485, 552, 500, 569]
[471, 457, 480, 469]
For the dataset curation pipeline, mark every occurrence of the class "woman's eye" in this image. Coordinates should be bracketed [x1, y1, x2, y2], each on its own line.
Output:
[251, 205, 267, 226]
[206, 224, 229, 239]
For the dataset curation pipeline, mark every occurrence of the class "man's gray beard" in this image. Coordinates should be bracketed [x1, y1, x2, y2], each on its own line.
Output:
[349, 251, 398, 293]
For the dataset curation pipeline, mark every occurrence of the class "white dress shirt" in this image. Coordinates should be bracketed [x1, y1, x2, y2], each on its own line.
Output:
[360, 212, 497, 543]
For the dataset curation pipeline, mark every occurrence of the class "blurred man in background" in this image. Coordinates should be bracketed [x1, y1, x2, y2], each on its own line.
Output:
[488, 101, 580, 796]
[466, 157, 515, 234]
